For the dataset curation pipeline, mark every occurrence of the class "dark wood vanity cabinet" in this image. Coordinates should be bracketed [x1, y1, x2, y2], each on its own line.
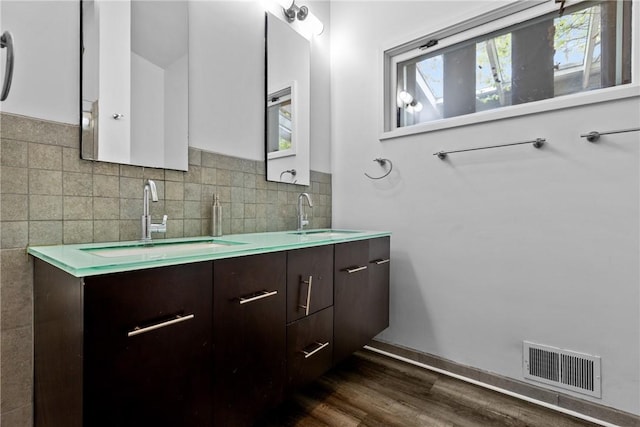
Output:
[212, 252, 287, 426]
[34, 235, 390, 427]
[285, 246, 335, 391]
[334, 237, 391, 365]
[34, 261, 213, 427]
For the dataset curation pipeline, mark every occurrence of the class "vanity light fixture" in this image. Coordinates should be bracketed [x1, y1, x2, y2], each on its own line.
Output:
[275, 0, 324, 36]
[397, 90, 423, 113]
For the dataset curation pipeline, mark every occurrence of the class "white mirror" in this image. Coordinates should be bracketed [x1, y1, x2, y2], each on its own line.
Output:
[265, 12, 310, 186]
[81, 0, 189, 171]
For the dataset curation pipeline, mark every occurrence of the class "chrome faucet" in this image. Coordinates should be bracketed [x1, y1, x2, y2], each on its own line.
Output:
[297, 192, 313, 231]
[141, 179, 167, 241]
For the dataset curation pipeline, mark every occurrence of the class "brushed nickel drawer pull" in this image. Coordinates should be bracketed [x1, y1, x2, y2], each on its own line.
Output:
[302, 341, 330, 359]
[239, 290, 278, 305]
[298, 275, 313, 316]
[127, 314, 194, 337]
[372, 259, 390, 265]
[344, 265, 367, 274]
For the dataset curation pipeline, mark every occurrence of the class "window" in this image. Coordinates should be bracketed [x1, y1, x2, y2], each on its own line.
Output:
[384, 0, 634, 137]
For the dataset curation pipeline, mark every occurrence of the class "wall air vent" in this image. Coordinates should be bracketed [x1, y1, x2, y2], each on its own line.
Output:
[523, 341, 601, 398]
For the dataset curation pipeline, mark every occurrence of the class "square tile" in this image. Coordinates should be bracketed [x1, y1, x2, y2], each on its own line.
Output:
[63, 172, 93, 196]
[0, 194, 28, 221]
[29, 143, 62, 170]
[93, 197, 119, 220]
[1, 167, 28, 194]
[1, 249, 34, 330]
[1, 139, 28, 167]
[93, 174, 119, 198]
[94, 220, 120, 243]
[63, 220, 94, 244]
[28, 221, 63, 246]
[63, 196, 93, 220]
[62, 147, 93, 173]
[29, 195, 62, 220]
[1, 222, 28, 249]
[29, 169, 62, 195]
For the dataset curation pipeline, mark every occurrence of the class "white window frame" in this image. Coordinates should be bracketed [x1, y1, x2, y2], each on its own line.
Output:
[267, 80, 297, 160]
[380, 0, 640, 141]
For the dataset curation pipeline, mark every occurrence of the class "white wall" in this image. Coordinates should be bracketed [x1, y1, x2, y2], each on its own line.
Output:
[165, 54, 189, 170]
[330, 0, 640, 415]
[0, 0, 332, 174]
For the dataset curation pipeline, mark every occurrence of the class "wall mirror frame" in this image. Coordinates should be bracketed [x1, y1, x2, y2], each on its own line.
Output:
[80, 0, 189, 171]
[265, 11, 310, 186]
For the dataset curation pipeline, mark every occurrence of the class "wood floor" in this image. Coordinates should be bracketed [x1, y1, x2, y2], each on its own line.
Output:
[255, 350, 599, 427]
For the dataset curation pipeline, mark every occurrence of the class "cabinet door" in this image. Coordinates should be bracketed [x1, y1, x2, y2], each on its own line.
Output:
[368, 236, 390, 338]
[83, 262, 213, 427]
[286, 306, 333, 391]
[287, 245, 334, 323]
[213, 252, 286, 427]
[333, 240, 370, 364]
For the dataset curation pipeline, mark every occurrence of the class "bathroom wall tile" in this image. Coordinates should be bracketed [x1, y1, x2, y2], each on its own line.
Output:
[120, 177, 143, 199]
[202, 167, 217, 185]
[267, 189, 278, 203]
[120, 164, 144, 178]
[120, 198, 142, 220]
[255, 189, 268, 204]
[184, 201, 201, 219]
[231, 203, 244, 219]
[216, 169, 231, 187]
[256, 203, 267, 219]
[93, 162, 120, 176]
[29, 169, 62, 195]
[149, 201, 166, 220]
[1, 167, 28, 194]
[184, 165, 201, 184]
[215, 186, 231, 205]
[63, 196, 93, 220]
[184, 183, 201, 201]
[244, 188, 256, 204]
[62, 147, 93, 174]
[94, 220, 120, 243]
[243, 219, 256, 233]
[255, 176, 267, 190]
[165, 219, 184, 238]
[311, 181, 320, 194]
[240, 159, 256, 174]
[256, 161, 265, 175]
[1, 139, 28, 167]
[0, 404, 33, 427]
[143, 167, 165, 181]
[231, 171, 244, 187]
[221, 218, 231, 235]
[1, 114, 77, 147]
[29, 195, 62, 220]
[243, 173, 256, 189]
[188, 147, 201, 166]
[200, 219, 211, 236]
[93, 174, 119, 198]
[0, 248, 33, 330]
[164, 169, 184, 182]
[244, 204, 256, 219]
[277, 190, 288, 205]
[29, 143, 62, 170]
[165, 200, 185, 220]
[1, 194, 28, 221]
[1, 326, 33, 413]
[28, 221, 63, 246]
[63, 172, 93, 196]
[200, 151, 217, 168]
[119, 220, 140, 241]
[63, 220, 94, 244]
[165, 181, 184, 201]
[1, 222, 28, 249]
[183, 219, 201, 237]
[231, 218, 244, 234]
[256, 217, 267, 233]
[93, 197, 119, 220]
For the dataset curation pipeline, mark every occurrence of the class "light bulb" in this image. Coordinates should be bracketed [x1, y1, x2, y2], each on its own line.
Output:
[305, 11, 324, 36]
[411, 101, 423, 112]
[398, 91, 413, 104]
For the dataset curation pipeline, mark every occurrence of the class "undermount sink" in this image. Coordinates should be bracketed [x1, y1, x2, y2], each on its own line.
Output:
[83, 239, 240, 258]
[290, 229, 361, 238]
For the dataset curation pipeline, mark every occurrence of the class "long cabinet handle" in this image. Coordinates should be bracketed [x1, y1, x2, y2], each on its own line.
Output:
[0, 31, 15, 102]
[372, 259, 390, 265]
[343, 265, 367, 274]
[239, 290, 278, 305]
[301, 341, 330, 359]
[298, 275, 313, 316]
[127, 314, 194, 337]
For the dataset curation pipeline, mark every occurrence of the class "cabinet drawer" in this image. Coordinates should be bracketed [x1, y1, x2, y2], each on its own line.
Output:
[287, 245, 334, 323]
[286, 306, 333, 391]
[213, 252, 286, 426]
[368, 236, 390, 338]
[83, 262, 213, 426]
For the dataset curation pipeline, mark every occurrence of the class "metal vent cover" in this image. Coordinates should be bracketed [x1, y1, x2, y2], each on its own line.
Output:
[523, 341, 601, 398]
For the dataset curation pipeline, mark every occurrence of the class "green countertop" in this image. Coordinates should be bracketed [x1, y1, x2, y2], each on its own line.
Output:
[27, 229, 391, 278]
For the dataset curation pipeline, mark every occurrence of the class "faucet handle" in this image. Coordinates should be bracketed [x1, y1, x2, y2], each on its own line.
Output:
[150, 215, 168, 234]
